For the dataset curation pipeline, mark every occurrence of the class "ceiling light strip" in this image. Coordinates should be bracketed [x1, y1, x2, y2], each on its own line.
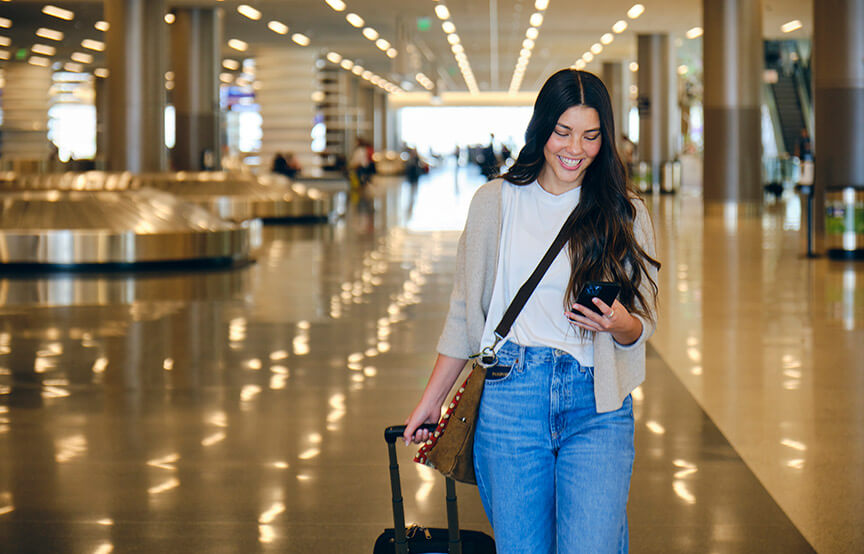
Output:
[42, 5, 75, 21]
[335, 1, 398, 60]
[324, 51, 404, 94]
[222, 6, 402, 94]
[434, 2, 479, 94]
[570, 5, 646, 71]
[508, 0, 548, 94]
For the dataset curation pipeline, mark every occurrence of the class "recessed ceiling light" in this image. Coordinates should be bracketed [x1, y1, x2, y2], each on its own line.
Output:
[526, 27, 539, 40]
[42, 5, 74, 21]
[629, 61, 639, 72]
[325, 0, 346, 12]
[71, 52, 93, 64]
[326, 52, 342, 64]
[0, 36, 9, 46]
[351, 65, 363, 75]
[574, 59, 586, 70]
[362, 27, 379, 41]
[612, 20, 628, 33]
[447, 33, 460, 45]
[340, 59, 354, 70]
[237, 5, 262, 20]
[582, 52, 594, 63]
[0, 17, 11, 28]
[530, 12, 544, 26]
[219, 72, 234, 83]
[627, 4, 645, 19]
[435, 5, 451, 20]
[442, 21, 456, 34]
[268, 21, 289, 35]
[228, 39, 248, 52]
[222, 59, 240, 70]
[292, 33, 310, 46]
[685, 26, 703, 39]
[28, 56, 50, 67]
[601, 33, 614, 45]
[781, 20, 802, 33]
[94, 68, 109, 78]
[386, 48, 398, 58]
[534, 0, 549, 10]
[36, 28, 64, 41]
[164, 13, 175, 24]
[31, 44, 55, 56]
[523, 38, 535, 50]
[95, 21, 109, 32]
[81, 39, 105, 51]
[590, 43, 603, 54]
[345, 13, 364, 27]
[376, 38, 390, 51]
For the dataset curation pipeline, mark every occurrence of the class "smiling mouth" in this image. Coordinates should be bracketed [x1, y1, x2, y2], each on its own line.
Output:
[558, 156, 584, 170]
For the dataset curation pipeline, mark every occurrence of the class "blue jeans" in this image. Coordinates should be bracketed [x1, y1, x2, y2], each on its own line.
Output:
[473, 341, 635, 553]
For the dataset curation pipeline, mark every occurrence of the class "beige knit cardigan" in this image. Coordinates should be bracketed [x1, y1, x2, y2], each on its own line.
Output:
[436, 179, 659, 413]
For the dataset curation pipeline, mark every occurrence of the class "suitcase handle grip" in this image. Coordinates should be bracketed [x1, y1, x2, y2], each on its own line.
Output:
[384, 423, 437, 444]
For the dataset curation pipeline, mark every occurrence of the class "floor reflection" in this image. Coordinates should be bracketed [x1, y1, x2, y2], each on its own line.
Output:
[0, 164, 854, 552]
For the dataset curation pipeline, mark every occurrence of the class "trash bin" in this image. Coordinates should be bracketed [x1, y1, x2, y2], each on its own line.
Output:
[825, 186, 864, 260]
[660, 160, 681, 194]
[634, 161, 652, 193]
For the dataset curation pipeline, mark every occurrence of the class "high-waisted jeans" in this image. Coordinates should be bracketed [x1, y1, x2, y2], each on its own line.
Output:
[473, 341, 635, 553]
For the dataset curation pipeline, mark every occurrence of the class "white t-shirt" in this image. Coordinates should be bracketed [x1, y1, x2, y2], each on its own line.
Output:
[480, 180, 593, 366]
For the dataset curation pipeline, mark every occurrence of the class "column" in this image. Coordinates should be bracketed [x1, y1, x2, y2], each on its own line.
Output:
[105, 0, 167, 172]
[171, 7, 222, 171]
[256, 46, 320, 174]
[602, 61, 629, 142]
[357, 82, 375, 145]
[636, 34, 672, 191]
[813, 0, 864, 258]
[702, 0, 763, 213]
[94, 74, 108, 169]
[0, 62, 52, 170]
[373, 90, 388, 151]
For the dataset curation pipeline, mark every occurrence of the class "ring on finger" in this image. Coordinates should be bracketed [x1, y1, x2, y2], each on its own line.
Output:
[605, 309, 615, 319]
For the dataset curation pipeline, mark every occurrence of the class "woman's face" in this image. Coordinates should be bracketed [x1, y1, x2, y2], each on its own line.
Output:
[539, 105, 602, 192]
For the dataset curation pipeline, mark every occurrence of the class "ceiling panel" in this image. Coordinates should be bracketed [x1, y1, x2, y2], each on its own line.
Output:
[1, 0, 813, 93]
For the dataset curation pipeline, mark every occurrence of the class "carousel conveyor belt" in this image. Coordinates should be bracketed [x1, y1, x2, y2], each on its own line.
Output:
[0, 170, 349, 268]
[0, 188, 261, 268]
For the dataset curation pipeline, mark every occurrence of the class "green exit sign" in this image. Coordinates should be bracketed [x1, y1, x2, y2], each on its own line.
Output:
[15, 48, 27, 61]
[417, 17, 431, 31]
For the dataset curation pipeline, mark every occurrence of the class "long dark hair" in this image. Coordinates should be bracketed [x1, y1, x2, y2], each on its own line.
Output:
[501, 69, 660, 321]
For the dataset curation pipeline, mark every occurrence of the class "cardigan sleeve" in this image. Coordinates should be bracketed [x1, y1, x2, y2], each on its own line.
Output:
[435, 180, 502, 359]
[436, 223, 473, 359]
[614, 198, 659, 350]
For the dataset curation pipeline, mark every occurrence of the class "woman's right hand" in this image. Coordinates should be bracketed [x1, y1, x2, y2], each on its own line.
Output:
[402, 401, 442, 445]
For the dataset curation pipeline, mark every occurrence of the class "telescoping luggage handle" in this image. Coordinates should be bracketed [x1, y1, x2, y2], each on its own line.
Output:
[385, 424, 462, 554]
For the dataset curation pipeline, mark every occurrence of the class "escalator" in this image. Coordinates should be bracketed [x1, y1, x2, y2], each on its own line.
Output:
[771, 72, 806, 156]
[764, 40, 812, 156]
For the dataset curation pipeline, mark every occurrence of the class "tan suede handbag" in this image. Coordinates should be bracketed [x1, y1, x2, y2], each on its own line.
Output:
[414, 211, 577, 484]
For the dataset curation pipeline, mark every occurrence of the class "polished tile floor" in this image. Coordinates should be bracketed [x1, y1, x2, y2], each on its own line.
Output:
[0, 162, 860, 552]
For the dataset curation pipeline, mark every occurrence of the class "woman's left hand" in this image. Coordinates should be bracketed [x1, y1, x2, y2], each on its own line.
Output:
[565, 298, 642, 345]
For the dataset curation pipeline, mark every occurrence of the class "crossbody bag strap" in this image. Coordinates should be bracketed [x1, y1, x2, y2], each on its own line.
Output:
[478, 207, 578, 366]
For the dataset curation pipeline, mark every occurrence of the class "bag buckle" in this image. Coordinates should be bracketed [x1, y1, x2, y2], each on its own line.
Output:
[476, 334, 503, 368]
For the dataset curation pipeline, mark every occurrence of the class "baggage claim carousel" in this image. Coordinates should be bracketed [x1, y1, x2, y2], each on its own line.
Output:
[0, 171, 347, 269]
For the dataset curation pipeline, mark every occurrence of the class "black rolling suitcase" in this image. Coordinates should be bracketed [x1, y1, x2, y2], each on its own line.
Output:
[374, 425, 496, 554]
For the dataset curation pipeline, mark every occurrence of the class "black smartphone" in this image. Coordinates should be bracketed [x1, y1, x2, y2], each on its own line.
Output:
[575, 281, 621, 315]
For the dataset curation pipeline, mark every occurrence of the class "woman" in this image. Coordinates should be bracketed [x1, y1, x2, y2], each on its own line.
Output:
[403, 69, 660, 553]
